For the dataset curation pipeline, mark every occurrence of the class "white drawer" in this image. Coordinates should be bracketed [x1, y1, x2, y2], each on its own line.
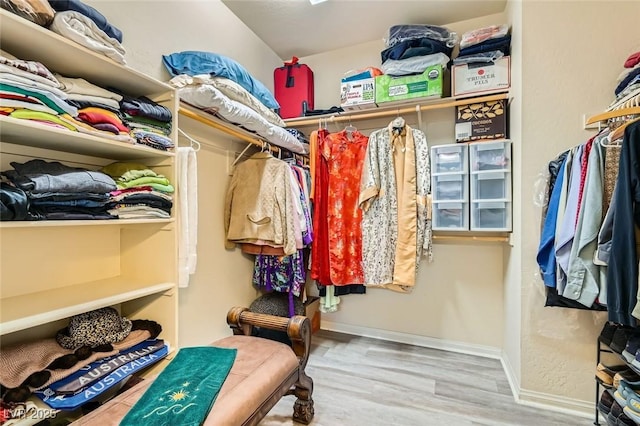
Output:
[470, 201, 512, 231]
[432, 201, 469, 231]
[469, 140, 511, 172]
[431, 144, 468, 174]
[471, 171, 511, 201]
[432, 173, 468, 201]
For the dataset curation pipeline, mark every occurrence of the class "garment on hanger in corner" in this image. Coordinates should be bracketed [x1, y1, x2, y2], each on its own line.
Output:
[359, 121, 432, 293]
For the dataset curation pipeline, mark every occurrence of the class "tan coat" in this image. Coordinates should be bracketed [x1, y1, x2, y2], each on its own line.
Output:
[224, 152, 297, 255]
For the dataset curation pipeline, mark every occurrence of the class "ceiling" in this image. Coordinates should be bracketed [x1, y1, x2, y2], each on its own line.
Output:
[221, 0, 507, 60]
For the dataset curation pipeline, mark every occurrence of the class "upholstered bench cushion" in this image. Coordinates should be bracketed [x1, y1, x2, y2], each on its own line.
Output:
[72, 336, 299, 425]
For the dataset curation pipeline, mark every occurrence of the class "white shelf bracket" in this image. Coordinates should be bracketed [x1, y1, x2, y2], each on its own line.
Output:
[232, 143, 254, 167]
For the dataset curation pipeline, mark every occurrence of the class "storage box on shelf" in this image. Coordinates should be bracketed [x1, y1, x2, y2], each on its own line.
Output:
[469, 140, 512, 232]
[452, 56, 511, 98]
[340, 77, 376, 111]
[375, 64, 445, 104]
[0, 6, 179, 388]
[455, 98, 508, 143]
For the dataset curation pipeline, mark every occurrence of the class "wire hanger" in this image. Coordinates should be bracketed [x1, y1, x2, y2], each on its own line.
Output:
[177, 128, 201, 152]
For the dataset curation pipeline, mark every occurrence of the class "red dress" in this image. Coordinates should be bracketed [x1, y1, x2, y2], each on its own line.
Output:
[323, 130, 368, 285]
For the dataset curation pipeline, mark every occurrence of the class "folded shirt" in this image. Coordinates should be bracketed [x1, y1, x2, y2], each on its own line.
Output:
[381, 37, 453, 63]
[458, 34, 511, 57]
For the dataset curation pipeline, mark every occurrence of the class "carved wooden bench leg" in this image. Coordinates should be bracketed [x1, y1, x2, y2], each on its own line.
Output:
[292, 373, 314, 424]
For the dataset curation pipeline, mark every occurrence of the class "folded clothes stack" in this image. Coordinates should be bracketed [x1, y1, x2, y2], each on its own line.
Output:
[607, 50, 640, 112]
[380, 24, 456, 76]
[1, 159, 117, 221]
[453, 24, 511, 66]
[101, 162, 174, 220]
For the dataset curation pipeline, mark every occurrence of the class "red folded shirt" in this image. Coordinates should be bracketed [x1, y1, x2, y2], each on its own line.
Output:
[625, 51, 640, 68]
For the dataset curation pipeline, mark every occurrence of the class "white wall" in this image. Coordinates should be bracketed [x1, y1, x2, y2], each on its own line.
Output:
[82, 0, 281, 346]
[502, 0, 523, 395]
[517, 0, 640, 408]
[84, 0, 281, 89]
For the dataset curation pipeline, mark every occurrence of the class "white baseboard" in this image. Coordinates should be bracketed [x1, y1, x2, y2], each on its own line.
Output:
[320, 320, 502, 360]
[500, 350, 521, 400]
[321, 321, 593, 419]
[517, 389, 593, 418]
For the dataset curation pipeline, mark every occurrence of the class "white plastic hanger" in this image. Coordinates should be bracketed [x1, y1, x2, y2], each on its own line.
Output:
[177, 128, 201, 152]
[344, 116, 357, 140]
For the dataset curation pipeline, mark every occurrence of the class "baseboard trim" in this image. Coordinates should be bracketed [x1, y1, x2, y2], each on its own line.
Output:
[500, 350, 521, 401]
[320, 320, 502, 360]
[517, 389, 593, 419]
[321, 321, 593, 419]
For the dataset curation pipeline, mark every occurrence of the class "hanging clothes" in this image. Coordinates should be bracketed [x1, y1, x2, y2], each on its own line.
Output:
[563, 133, 606, 307]
[224, 151, 297, 255]
[359, 122, 432, 293]
[323, 129, 368, 285]
[310, 129, 333, 284]
[607, 120, 640, 325]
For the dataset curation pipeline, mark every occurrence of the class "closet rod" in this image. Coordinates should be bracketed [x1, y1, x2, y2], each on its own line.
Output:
[585, 106, 640, 125]
[178, 106, 281, 156]
[286, 92, 509, 127]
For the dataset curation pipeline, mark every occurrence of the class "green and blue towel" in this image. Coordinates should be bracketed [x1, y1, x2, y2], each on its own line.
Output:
[120, 346, 237, 426]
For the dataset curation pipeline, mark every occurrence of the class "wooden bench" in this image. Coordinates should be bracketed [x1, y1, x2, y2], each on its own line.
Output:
[73, 307, 315, 425]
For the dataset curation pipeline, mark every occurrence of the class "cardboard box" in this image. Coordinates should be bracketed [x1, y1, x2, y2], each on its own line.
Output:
[452, 56, 511, 97]
[304, 296, 321, 334]
[340, 78, 376, 110]
[375, 64, 444, 104]
[455, 99, 507, 142]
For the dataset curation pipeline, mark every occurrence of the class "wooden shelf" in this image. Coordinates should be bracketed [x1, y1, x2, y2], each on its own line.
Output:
[0, 116, 174, 160]
[0, 218, 175, 229]
[0, 9, 172, 97]
[284, 92, 509, 128]
[0, 280, 175, 335]
[432, 232, 510, 243]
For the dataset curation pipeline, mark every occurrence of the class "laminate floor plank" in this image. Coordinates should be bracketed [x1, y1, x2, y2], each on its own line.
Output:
[259, 331, 591, 426]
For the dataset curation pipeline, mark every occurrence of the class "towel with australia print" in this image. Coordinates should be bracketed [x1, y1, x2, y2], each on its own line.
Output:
[35, 341, 168, 410]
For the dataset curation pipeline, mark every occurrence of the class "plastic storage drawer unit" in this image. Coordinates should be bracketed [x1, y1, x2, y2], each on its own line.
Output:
[433, 201, 469, 231]
[471, 171, 510, 200]
[469, 140, 511, 172]
[433, 173, 468, 201]
[431, 144, 468, 174]
[471, 201, 512, 231]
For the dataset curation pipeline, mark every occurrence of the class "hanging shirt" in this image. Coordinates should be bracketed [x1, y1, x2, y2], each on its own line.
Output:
[323, 129, 368, 285]
[564, 135, 605, 307]
[359, 124, 432, 293]
[555, 144, 584, 291]
[608, 121, 640, 325]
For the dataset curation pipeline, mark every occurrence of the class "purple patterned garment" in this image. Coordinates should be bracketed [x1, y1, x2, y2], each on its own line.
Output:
[252, 250, 306, 317]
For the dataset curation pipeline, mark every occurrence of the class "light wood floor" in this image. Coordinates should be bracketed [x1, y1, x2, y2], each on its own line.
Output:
[259, 330, 591, 426]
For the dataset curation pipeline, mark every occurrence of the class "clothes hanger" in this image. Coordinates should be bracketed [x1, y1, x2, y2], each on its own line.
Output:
[177, 128, 201, 152]
[585, 106, 640, 125]
[610, 116, 640, 142]
[344, 116, 357, 140]
[391, 109, 405, 134]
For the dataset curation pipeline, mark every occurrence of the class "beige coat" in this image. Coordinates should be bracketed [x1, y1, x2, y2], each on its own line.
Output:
[224, 152, 297, 255]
